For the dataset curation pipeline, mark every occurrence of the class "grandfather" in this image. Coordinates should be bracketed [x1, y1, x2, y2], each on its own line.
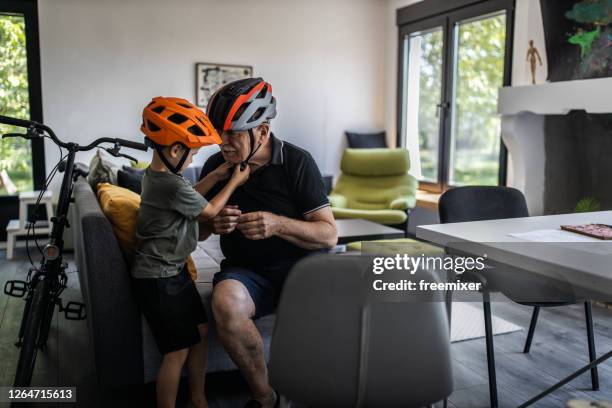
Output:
[198, 78, 337, 408]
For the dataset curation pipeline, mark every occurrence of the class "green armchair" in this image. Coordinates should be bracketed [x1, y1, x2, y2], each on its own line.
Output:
[329, 148, 418, 231]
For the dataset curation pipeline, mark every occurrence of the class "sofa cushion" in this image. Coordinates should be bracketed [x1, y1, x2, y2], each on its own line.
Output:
[340, 148, 410, 176]
[96, 182, 198, 281]
[87, 149, 120, 190]
[117, 167, 145, 194]
[345, 131, 387, 149]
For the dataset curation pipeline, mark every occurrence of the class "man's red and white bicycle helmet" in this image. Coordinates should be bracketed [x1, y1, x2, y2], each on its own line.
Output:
[207, 77, 277, 132]
[207, 78, 277, 168]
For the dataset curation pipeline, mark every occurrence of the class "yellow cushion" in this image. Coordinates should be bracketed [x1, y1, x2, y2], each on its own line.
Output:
[96, 183, 197, 281]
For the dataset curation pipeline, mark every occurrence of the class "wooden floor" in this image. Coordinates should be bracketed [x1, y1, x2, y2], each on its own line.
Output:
[2, 247, 612, 407]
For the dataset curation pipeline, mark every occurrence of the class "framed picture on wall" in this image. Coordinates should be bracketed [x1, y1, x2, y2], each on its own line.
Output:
[540, 0, 612, 82]
[195, 62, 253, 108]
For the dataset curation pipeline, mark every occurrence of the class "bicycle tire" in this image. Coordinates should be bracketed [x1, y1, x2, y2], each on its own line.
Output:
[13, 278, 49, 387]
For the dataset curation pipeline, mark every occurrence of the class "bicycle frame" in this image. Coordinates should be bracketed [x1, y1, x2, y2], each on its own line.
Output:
[15, 145, 77, 350]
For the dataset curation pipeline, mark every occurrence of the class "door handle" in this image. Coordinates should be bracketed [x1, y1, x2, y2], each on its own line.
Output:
[436, 102, 450, 117]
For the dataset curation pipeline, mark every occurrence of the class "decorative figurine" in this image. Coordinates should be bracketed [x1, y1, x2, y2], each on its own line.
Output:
[526, 39, 543, 85]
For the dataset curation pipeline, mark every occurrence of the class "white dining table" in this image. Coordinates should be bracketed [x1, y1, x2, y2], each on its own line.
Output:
[417, 210, 612, 407]
[417, 210, 612, 300]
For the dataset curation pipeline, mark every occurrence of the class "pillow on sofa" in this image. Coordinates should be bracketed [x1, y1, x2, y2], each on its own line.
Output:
[96, 183, 198, 281]
[117, 166, 145, 194]
[87, 149, 120, 190]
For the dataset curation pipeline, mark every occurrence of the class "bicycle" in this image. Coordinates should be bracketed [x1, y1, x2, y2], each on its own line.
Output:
[0, 114, 147, 387]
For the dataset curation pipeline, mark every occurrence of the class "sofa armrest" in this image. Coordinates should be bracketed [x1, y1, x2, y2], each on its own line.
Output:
[331, 207, 407, 225]
[328, 193, 347, 208]
[390, 196, 416, 210]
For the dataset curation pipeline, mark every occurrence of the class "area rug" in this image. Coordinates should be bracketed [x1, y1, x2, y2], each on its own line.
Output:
[451, 302, 523, 343]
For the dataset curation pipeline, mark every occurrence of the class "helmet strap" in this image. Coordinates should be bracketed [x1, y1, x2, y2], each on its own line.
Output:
[154, 143, 190, 175]
[240, 128, 262, 170]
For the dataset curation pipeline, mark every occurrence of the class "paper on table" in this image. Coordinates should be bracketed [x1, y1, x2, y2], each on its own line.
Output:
[509, 229, 612, 255]
[510, 229, 599, 242]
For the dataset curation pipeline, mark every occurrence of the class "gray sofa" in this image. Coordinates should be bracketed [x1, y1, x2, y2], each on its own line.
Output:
[72, 178, 275, 389]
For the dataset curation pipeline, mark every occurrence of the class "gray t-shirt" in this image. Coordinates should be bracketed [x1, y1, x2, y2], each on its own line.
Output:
[131, 167, 208, 279]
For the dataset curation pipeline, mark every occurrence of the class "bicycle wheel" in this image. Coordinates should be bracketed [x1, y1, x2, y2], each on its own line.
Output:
[13, 278, 49, 387]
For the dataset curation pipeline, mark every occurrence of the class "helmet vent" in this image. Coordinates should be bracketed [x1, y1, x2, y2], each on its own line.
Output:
[249, 107, 267, 122]
[187, 125, 205, 136]
[151, 106, 164, 114]
[177, 103, 192, 109]
[168, 113, 188, 124]
[147, 120, 161, 132]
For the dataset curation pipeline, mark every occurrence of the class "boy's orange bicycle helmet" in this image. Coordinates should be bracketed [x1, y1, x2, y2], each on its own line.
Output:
[141, 97, 221, 173]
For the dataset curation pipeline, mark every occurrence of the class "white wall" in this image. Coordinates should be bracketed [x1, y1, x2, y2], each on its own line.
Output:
[38, 0, 387, 191]
[512, 0, 548, 86]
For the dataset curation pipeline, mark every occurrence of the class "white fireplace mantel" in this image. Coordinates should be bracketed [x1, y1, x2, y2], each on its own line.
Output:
[499, 77, 612, 116]
[498, 77, 612, 215]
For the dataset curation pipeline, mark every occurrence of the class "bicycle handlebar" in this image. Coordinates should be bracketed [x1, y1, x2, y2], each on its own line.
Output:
[0, 115, 35, 129]
[2, 133, 37, 140]
[0, 114, 148, 152]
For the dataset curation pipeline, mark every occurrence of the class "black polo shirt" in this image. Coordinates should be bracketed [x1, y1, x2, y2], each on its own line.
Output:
[199, 134, 330, 267]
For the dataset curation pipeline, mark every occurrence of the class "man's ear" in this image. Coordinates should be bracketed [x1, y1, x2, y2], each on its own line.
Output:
[256, 123, 270, 143]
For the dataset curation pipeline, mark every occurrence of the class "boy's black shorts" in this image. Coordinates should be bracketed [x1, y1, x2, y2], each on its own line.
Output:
[132, 267, 207, 355]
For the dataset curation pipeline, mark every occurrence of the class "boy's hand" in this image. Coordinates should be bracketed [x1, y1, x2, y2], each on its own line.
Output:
[210, 162, 234, 181]
[211, 205, 241, 234]
[230, 163, 250, 186]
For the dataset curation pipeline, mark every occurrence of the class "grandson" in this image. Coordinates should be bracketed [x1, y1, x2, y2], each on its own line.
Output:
[133, 97, 249, 408]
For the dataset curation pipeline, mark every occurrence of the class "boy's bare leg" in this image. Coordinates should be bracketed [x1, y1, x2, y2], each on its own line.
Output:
[157, 348, 189, 408]
[187, 324, 210, 408]
[212, 280, 276, 408]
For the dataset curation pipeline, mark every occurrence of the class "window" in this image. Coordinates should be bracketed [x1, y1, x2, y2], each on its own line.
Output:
[450, 12, 507, 186]
[398, 0, 514, 192]
[0, 13, 33, 195]
[405, 27, 444, 183]
[0, 0, 44, 241]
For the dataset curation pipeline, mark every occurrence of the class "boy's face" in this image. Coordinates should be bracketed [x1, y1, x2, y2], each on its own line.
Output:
[164, 144, 200, 173]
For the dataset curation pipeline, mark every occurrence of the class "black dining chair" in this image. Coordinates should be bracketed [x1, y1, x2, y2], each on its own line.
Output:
[439, 186, 598, 408]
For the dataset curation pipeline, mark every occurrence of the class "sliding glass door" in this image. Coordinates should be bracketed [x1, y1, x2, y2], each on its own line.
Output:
[398, 0, 514, 192]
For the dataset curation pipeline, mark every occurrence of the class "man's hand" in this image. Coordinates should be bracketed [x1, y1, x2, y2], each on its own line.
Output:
[236, 211, 281, 240]
[211, 205, 242, 234]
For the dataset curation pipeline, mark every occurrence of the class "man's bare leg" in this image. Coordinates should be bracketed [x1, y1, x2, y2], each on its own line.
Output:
[212, 280, 276, 408]
[187, 323, 209, 408]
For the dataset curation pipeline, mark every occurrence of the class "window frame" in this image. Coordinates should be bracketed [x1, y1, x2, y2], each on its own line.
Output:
[396, 0, 515, 193]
